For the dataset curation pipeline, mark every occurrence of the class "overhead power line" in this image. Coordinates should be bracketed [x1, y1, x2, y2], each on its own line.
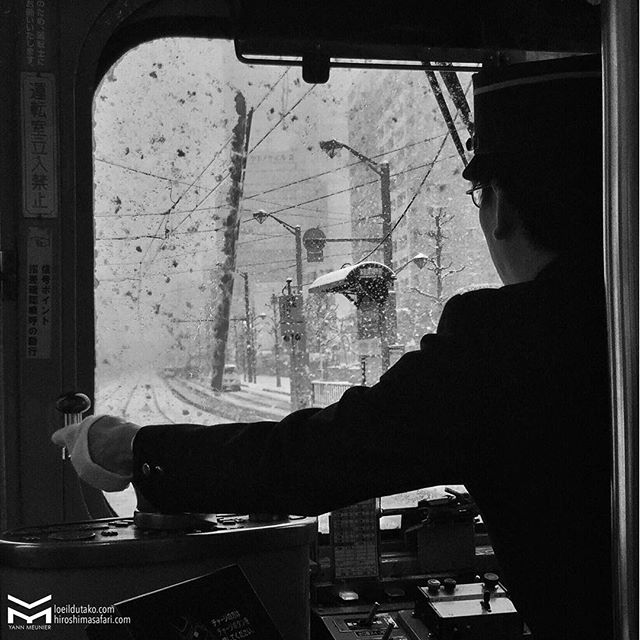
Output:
[96, 152, 457, 243]
[168, 82, 317, 240]
[112, 71, 296, 283]
[94, 127, 464, 219]
[248, 84, 317, 155]
[243, 128, 462, 201]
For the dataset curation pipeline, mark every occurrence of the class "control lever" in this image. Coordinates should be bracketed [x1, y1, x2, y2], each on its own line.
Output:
[361, 602, 380, 627]
[481, 572, 500, 611]
[381, 621, 395, 640]
[55, 391, 91, 460]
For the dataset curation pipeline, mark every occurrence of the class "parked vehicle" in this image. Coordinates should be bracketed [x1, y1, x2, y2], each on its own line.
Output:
[222, 364, 242, 392]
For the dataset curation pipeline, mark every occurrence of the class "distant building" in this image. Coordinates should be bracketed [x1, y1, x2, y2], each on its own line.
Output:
[346, 69, 499, 346]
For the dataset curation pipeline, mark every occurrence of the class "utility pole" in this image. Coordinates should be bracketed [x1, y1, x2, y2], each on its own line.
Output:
[294, 225, 304, 293]
[241, 272, 256, 384]
[210, 93, 253, 390]
[379, 161, 396, 371]
[269, 293, 282, 387]
[380, 162, 392, 270]
[230, 319, 247, 380]
[281, 279, 310, 408]
[253, 210, 311, 408]
[319, 140, 398, 373]
[292, 224, 311, 403]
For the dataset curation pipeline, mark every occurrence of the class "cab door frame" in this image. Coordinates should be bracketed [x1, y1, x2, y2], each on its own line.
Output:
[602, 1, 639, 637]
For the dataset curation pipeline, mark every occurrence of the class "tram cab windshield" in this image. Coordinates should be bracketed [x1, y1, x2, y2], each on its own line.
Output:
[93, 36, 496, 519]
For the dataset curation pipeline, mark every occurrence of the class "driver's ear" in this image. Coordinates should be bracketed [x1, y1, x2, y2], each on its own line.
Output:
[492, 185, 520, 240]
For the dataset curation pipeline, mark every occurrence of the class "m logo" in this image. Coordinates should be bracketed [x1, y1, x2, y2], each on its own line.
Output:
[7, 594, 52, 624]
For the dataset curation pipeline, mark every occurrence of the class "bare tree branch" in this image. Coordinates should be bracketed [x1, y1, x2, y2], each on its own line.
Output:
[443, 265, 466, 278]
[409, 286, 441, 302]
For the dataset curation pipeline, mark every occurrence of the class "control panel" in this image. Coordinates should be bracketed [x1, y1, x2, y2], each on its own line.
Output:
[409, 573, 522, 639]
[313, 574, 523, 640]
[311, 490, 526, 640]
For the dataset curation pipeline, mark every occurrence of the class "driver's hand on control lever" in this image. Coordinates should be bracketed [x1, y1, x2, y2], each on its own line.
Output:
[51, 415, 141, 492]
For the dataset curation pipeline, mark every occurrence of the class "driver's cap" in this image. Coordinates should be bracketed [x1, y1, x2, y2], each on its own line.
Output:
[462, 54, 601, 183]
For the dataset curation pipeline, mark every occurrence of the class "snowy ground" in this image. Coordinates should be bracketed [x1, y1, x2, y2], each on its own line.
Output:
[96, 369, 293, 514]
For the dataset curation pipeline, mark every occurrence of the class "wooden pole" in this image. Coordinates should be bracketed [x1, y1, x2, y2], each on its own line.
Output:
[210, 94, 253, 390]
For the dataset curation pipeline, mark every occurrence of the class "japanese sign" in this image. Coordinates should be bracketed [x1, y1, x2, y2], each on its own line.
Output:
[26, 227, 53, 359]
[356, 337, 381, 356]
[21, 72, 58, 218]
[24, 0, 51, 68]
[89, 565, 284, 639]
[331, 499, 380, 579]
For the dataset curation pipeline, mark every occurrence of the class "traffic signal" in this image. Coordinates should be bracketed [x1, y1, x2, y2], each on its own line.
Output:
[302, 227, 326, 262]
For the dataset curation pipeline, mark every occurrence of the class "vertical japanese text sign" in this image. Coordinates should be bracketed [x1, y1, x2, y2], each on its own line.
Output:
[21, 72, 58, 218]
[25, 227, 53, 358]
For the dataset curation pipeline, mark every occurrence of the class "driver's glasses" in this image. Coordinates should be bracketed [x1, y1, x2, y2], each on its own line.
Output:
[466, 183, 491, 208]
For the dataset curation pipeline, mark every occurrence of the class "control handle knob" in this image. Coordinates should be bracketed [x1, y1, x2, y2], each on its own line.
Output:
[481, 572, 500, 612]
[483, 572, 500, 590]
[56, 392, 91, 420]
[443, 578, 457, 593]
[427, 579, 441, 595]
[55, 392, 91, 459]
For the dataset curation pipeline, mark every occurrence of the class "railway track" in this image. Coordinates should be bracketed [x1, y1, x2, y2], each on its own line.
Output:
[164, 375, 289, 423]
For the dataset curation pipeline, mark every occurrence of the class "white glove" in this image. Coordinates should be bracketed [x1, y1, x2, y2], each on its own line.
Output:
[51, 415, 141, 492]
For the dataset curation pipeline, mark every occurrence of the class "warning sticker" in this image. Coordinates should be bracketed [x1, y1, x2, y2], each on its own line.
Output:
[26, 227, 53, 359]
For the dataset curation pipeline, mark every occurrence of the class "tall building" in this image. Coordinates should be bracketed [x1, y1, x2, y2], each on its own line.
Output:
[346, 69, 500, 347]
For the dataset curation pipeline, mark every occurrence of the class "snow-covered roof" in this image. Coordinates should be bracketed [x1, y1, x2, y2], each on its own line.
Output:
[308, 261, 394, 295]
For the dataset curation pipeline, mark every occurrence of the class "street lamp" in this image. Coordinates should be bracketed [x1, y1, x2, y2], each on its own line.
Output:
[395, 252, 430, 275]
[253, 210, 311, 408]
[253, 210, 304, 293]
[319, 139, 392, 269]
[319, 139, 395, 371]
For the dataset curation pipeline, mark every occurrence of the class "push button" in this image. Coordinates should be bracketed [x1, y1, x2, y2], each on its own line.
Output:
[427, 579, 441, 595]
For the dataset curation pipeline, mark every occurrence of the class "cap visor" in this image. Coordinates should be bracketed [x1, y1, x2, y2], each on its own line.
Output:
[462, 155, 489, 182]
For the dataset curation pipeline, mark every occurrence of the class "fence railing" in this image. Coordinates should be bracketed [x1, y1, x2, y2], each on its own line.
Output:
[311, 380, 354, 407]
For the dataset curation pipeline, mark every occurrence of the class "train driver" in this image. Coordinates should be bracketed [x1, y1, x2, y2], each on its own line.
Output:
[53, 54, 611, 640]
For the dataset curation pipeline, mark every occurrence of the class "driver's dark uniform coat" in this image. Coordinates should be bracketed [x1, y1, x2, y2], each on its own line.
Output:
[133, 255, 612, 640]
